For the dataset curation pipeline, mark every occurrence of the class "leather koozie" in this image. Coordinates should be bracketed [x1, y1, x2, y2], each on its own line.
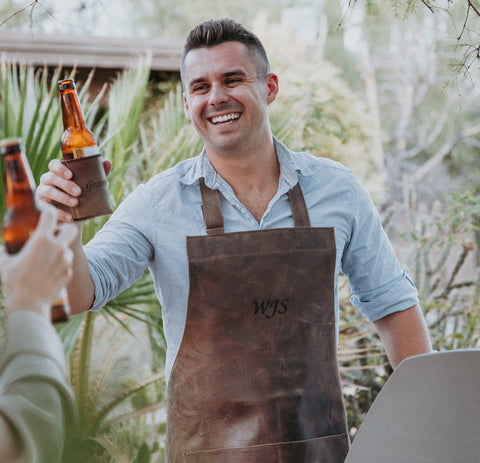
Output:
[57, 154, 113, 221]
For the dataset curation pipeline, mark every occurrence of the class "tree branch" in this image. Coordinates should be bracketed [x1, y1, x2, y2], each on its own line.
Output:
[0, 1, 38, 28]
[420, 0, 435, 14]
[468, 0, 480, 18]
[412, 124, 480, 183]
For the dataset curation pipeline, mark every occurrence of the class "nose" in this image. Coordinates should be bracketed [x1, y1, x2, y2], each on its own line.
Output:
[209, 83, 228, 106]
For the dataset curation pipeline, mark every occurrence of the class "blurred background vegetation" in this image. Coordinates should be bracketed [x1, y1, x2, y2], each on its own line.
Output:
[0, 1, 479, 461]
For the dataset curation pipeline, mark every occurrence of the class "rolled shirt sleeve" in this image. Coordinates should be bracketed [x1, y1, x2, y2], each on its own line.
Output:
[341, 174, 419, 322]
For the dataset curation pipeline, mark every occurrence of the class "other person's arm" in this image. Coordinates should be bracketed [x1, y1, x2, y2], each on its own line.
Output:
[0, 206, 77, 462]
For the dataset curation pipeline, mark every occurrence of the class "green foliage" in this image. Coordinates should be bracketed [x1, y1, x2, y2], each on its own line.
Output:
[336, 276, 389, 438]
[0, 63, 62, 215]
[403, 190, 480, 350]
[259, 16, 379, 189]
[138, 82, 203, 179]
[337, 189, 480, 438]
[61, 311, 166, 463]
[0, 61, 168, 462]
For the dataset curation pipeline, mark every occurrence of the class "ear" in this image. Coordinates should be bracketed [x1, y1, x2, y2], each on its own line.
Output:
[183, 93, 192, 121]
[266, 73, 279, 105]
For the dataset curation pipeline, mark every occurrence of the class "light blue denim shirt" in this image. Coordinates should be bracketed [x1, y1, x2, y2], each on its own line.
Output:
[85, 137, 418, 381]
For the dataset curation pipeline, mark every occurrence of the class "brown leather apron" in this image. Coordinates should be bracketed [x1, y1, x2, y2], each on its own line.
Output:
[166, 178, 349, 462]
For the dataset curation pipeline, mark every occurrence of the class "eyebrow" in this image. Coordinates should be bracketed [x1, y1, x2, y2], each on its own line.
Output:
[187, 69, 249, 90]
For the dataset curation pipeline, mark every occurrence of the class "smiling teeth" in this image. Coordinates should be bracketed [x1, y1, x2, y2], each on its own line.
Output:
[211, 113, 239, 124]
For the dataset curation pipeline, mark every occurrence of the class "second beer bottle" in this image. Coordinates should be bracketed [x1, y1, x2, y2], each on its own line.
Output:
[1, 138, 70, 324]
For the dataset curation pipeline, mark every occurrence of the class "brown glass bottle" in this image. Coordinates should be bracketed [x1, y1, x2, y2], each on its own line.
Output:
[58, 79, 98, 160]
[1, 138, 70, 323]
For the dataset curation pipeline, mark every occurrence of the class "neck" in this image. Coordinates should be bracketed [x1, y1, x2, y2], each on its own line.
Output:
[207, 134, 277, 186]
[206, 135, 280, 222]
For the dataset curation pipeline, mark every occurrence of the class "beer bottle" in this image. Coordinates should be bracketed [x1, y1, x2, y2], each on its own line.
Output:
[1, 138, 70, 323]
[56, 78, 112, 221]
[58, 79, 98, 160]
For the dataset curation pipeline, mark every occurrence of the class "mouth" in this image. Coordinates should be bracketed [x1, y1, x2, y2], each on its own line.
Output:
[209, 113, 241, 124]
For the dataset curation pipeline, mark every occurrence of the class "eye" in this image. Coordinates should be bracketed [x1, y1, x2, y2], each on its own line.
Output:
[225, 77, 242, 86]
[191, 84, 208, 93]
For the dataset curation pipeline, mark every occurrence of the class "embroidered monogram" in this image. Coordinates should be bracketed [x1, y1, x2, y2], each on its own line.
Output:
[253, 299, 288, 319]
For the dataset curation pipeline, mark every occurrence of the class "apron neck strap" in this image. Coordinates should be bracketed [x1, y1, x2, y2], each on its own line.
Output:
[199, 177, 225, 235]
[288, 182, 311, 228]
[199, 178, 311, 234]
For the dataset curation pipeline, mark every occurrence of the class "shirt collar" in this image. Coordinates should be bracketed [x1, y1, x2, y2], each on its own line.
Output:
[179, 135, 313, 188]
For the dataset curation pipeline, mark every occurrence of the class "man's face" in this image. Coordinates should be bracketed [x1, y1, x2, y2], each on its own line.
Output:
[182, 41, 278, 157]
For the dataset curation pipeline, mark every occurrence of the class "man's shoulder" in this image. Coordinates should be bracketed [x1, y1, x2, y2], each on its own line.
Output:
[275, 138, 355, 182]
[144, 155, 200, 192]
[291, 149, 355, 180]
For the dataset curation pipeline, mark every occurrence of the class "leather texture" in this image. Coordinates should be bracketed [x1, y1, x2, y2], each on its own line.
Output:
[57, 154, 112, 221]
[167, 179, 349, 463]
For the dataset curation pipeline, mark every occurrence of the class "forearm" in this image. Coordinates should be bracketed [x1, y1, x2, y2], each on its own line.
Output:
[0, 312, 76, 462]
[0, 380, 69, 463]
[373, 304, 432, 369]
[67, 224, 95, 315]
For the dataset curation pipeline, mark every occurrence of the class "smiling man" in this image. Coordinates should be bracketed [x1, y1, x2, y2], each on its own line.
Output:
[37, 18, 432, 463]
[181, 38, 281, 223]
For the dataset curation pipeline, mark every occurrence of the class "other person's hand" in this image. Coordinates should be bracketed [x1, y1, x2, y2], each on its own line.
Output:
[0, 204, 78, 319]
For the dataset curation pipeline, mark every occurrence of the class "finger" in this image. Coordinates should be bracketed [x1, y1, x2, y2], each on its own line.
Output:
[37, 200, 74, 227]
[36, 186, 79, 213]
[33, 204, 58, 236]
[38, 198, 75, 223]
[48, 159, 73, 180]
[55, 222, 79, 247]
[38, 170, 81, 200]
[103, 159, 113, 177]
[36, 183, 79, 216]
[37, 201, 59, 217]
[56, 209, 74, 223]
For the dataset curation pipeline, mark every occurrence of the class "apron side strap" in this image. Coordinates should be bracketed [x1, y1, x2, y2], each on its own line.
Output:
[199, 177, 225, 235]
[288, 182, 311, 228]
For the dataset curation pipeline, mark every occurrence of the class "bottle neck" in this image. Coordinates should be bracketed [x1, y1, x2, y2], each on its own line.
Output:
[60, 88, 87, 130]
[2, 151, 37, 209]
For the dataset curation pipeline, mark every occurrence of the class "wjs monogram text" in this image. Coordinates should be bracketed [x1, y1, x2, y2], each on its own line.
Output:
[253, 299, 289, 319]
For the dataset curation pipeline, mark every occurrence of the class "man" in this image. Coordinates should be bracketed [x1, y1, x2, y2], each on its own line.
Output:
[0, 205, 77, 462]
[37, 18, 432, 462]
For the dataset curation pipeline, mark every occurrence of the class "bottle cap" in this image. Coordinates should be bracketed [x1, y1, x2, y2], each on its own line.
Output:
[58, 79, 76, 91]
[0, 138, 23, 155]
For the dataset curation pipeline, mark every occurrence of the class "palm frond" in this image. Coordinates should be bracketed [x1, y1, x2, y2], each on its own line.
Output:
[104, 58, 151, 168]
[0, 62, 64, 216]
[91, 435, 131, 463]
[58, 311, 86, 360]
[88, 371, 166, 436]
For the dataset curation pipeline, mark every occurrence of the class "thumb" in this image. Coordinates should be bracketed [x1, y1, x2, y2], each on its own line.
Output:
[103, 159, 113, 177]
[34, 203, 59, 236]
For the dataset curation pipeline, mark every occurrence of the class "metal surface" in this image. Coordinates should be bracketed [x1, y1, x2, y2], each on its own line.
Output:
[345, 350, 480, 463]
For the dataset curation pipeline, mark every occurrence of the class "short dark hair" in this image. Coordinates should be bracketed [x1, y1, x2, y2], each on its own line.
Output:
[181, 18, 270, 81]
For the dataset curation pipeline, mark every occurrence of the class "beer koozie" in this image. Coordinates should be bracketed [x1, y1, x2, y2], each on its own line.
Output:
[57, 154, 113, 221]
